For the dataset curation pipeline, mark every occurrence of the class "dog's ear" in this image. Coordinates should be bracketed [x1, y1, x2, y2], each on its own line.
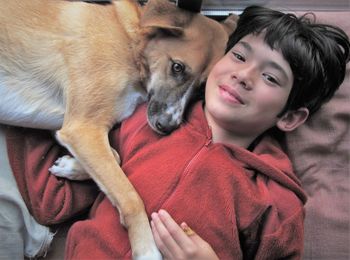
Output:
[220, 14, 239, 35]
[140, 0, 193, 36]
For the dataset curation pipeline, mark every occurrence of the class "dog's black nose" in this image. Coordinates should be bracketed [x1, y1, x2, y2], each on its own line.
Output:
[155, 121, 167, 134]
[155, 119, 176, 135]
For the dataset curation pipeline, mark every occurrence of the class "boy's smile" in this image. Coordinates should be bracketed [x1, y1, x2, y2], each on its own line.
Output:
[218, 84, 245, 105]
[204, 33, 294, 147]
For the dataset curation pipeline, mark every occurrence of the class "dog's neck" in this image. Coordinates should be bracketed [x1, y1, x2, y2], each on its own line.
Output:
[111, 1, 148, 88]
[127, 32, 148, 90]
[136, 40, 150, 87]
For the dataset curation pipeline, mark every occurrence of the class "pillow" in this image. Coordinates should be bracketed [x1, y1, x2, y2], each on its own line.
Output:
[286, 12, 350, 260]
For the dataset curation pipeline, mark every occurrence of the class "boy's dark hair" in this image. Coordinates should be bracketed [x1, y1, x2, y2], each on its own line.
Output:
[226, 6, 350, 116]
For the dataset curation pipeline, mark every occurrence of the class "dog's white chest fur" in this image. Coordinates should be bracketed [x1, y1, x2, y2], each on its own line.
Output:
[0, 71, 146, 130]
[0, 72, 65, 129]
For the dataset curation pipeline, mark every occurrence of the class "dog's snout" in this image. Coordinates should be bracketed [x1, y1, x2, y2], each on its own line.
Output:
[155, 118, 177, 135]
[155, 120, 166, 133]
[148, 101, 182, 135]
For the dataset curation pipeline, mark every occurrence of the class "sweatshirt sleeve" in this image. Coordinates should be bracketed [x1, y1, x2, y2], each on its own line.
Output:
[255, 208, 304, 260]
[242, 181, 305, 260]
[5, 126, 99, 226]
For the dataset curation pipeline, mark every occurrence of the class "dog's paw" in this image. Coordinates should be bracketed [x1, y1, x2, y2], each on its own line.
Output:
[134, 249, 162, 260]
[134, 245, 162, 260]
[49, 155, 91, 180]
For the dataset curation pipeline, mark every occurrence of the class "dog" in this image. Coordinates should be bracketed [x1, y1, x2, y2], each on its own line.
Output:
[0, 0, 237, 258]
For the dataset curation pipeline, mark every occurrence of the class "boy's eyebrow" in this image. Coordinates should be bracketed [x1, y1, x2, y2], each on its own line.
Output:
[237, 41, 290, 82]
[237, 41, 253, 52]
[265, 61, 290, 82]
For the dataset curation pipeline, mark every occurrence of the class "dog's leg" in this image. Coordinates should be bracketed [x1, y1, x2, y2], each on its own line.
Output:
[56, 122, 161, 259]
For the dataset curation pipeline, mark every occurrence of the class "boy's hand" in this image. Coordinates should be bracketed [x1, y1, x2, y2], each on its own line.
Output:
[151, 209, 219, 260]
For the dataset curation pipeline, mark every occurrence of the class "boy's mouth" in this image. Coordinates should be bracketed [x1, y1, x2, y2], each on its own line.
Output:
[218, 84, 245, 105]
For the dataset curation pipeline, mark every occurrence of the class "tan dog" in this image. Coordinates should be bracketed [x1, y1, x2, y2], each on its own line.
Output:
[0, 0, 237, 258]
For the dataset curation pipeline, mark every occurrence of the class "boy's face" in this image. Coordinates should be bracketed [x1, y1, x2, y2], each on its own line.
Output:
[205, 33, 294, 140]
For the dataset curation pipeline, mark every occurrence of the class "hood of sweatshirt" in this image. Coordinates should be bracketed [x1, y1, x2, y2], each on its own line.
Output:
[186, 101, 307, 204]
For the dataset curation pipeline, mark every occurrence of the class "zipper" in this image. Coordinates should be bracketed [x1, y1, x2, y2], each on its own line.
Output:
[183, 131, 212, 177]
[205, 125, 213, 146]
[159, 132, 213, 209]
[205, 137, 212, 147]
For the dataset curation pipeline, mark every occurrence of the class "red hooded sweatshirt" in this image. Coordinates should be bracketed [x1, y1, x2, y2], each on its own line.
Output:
[7, 101, 307, 259]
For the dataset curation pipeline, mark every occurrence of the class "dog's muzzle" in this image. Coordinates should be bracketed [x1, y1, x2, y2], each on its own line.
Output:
[154, 114, 178, 134]
[147, 100, 181, 135]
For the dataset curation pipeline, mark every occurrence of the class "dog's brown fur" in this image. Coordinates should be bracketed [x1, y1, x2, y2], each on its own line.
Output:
[0, 0, 237, 258]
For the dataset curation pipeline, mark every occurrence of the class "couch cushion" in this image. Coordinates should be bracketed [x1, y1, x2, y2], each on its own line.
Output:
[286, 11, 350, 260]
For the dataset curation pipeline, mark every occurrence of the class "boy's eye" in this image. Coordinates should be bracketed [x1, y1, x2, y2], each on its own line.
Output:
[263, 73, 280, 86]
[232, 51, 245, 62]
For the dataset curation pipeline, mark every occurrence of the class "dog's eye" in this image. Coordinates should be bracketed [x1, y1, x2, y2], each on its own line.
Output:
[172, 62, 185, 74]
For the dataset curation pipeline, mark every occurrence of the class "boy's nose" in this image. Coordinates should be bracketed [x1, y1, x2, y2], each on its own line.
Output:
[231, 66, 255, 91]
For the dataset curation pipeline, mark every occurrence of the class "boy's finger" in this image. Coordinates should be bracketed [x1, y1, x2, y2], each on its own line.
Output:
[180, 222, 212, 249]
[151, 220, 171, 258]
[180, 222, 196, 236]
[151, 212, 182, 256]
[158, 209, 194, 247]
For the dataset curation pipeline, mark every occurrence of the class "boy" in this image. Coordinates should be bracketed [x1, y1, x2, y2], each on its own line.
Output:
[7, 5, 350, 259]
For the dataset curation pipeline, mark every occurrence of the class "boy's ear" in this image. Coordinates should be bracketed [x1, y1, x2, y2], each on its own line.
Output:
[276, 108, 309, 132]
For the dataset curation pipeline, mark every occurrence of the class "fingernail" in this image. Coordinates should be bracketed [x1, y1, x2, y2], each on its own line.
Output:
[159, 209, 168, 216]
[151, 212, 158, 220]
